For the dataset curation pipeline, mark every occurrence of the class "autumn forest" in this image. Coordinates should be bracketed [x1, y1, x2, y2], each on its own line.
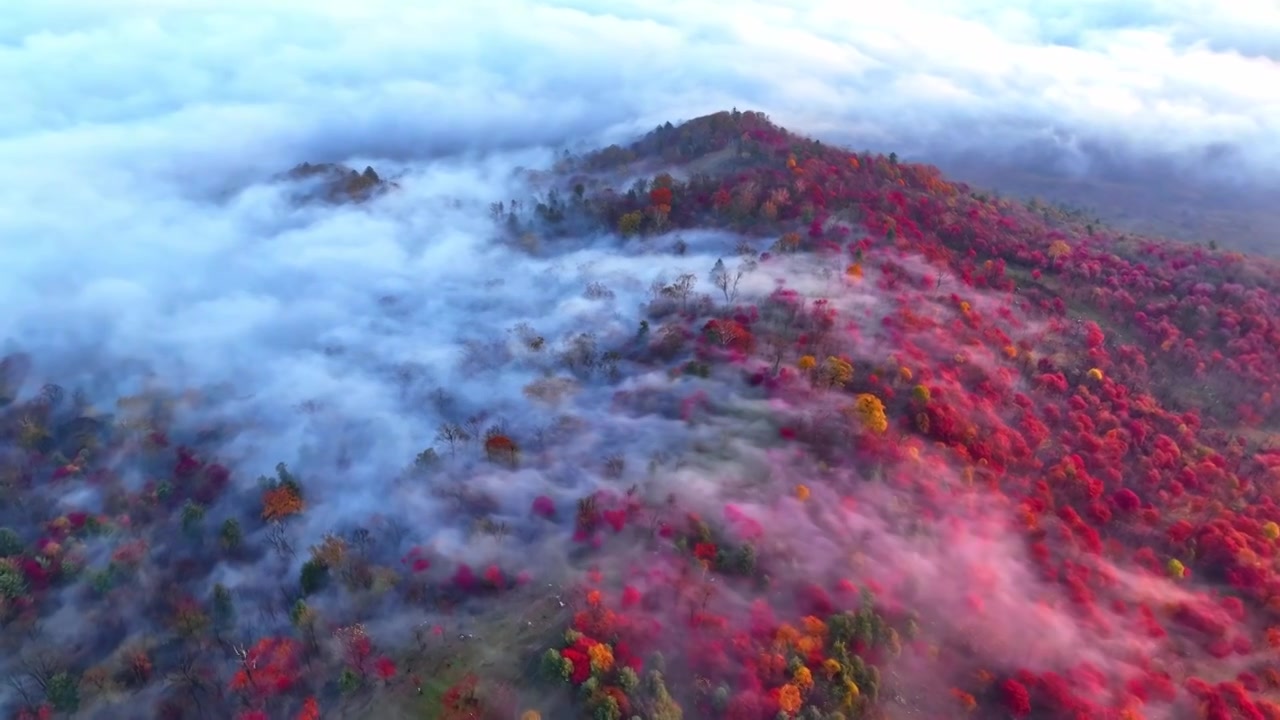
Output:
[3, 109, 1280, 720]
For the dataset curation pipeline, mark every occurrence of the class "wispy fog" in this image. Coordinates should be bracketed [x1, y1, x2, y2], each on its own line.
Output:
[0, 3, 1271, 714]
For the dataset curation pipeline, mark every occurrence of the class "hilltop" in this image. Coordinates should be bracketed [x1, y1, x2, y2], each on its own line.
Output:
[3, 110, 1280, 720]
[282, 162, 397, 205]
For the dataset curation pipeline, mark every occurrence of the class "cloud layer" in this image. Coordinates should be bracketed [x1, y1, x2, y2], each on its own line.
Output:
[5, 0, 1278, 192]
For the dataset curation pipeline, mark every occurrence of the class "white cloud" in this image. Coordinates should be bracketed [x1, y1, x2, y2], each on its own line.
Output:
[3, 0, 1276, 181]
[0, 0, 1272, 520]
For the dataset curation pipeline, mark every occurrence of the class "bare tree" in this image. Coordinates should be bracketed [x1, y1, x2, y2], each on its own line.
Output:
[168, 650, 212, 716]
[668, 273, 697, 312]
[583, 281, 615, 300]
[648, 277, 669, 303]
[230, 643, 261, 695]
[266, 523, 295, 561]
[603, 454, 626, 479]
[20, 647, 61, 694]
[379, 516, 410, 548]
[710, 259, 731, 302]
[510, 322, 547, 352]
[7, 675, 34, 708]
[559, 332, 599, 375]
[463, 412, 488, 441]
[428, 387, 456, 415]
[349, 526, 374, 556]
[459, 338, 510, 375]
[435, 422, 470, 457]
[710, 257, 756, 303]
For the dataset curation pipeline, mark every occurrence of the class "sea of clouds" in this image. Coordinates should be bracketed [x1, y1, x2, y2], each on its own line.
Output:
[0, 5, 1270, 713]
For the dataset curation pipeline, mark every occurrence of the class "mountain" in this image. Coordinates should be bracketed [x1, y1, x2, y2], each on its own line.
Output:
[3, 110, 1280, 720]
[937, 147, 1280, 256]
[282, 162, 396, 205]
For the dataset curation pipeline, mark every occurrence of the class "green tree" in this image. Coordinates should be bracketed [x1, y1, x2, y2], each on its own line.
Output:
[211, 583, 235, 636]
[0, 527, 21, 556]
[300, 559, 329, 596]
[220, 518, 242, 551]
[0, 563, 27, 599]
[47, 672, 80, 713]
[180, 500, 205, 535]
[639, 671, 682, 720]
[338, 668, 362, 694]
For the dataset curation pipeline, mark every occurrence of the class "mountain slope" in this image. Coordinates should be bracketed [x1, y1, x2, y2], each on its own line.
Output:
[2, 110, 1280, 720]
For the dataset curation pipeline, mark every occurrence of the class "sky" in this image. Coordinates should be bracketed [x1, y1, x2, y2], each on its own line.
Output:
[3, 0, 1278, 188]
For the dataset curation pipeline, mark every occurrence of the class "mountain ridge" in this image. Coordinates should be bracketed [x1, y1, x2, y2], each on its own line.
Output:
[2, 109, 1280, 719]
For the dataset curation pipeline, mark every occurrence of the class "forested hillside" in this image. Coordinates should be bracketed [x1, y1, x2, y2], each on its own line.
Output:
[3, 110, 1280, 720]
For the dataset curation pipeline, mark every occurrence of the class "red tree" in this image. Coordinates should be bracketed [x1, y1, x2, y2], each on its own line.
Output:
[1002, 678, 1032, 717]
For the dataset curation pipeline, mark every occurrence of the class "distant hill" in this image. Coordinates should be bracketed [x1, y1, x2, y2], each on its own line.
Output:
[938, 151, 1279, 255]
[281, 161, 395, 204]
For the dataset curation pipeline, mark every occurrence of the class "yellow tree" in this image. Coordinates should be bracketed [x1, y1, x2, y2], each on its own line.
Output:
[818, 356, 854, 388]
[850, 394, 888, 434]
[618, 211, 643, 237]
